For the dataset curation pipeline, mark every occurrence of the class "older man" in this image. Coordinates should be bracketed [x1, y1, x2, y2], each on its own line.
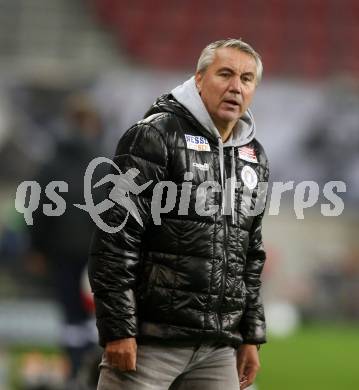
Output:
[89, 38, 269, 390]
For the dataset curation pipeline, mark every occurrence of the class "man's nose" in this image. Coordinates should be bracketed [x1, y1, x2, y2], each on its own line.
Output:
[229, 76, 242, 94]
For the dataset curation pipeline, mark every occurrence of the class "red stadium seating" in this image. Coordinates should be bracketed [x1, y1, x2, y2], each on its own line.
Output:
[90, 0, 359, 78]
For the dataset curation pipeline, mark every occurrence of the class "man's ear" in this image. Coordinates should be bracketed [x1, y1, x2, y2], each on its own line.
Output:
[195, 72, 202, 93]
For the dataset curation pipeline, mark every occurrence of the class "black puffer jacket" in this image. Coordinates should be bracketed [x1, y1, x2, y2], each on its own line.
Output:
[89, 93, 269, 348]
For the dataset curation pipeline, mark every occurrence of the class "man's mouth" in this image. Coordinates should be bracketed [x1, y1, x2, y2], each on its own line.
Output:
[223, 99, 240, 108]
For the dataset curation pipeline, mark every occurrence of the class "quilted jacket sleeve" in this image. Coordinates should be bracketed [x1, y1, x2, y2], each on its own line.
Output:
[239, 162, 269, 345]
[88, 122, 168, 347]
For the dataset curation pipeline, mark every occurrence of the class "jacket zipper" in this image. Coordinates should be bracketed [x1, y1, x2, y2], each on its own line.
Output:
[217, 150, 230, 333]
[217, 214, 229, 333]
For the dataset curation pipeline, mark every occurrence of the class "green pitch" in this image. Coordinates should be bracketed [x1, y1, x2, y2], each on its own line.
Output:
[6, 323, 359, 389]
[256, 323, 359, 390]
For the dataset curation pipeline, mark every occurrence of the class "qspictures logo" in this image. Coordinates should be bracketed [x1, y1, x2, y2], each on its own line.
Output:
[14, 157, 347, 233]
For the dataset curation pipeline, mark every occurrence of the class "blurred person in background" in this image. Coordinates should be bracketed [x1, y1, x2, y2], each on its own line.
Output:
[28, 93, 105, 386]
[89, 38, 269, 390]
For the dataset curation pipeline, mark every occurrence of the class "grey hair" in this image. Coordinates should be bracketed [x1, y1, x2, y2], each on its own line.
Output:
[196, 38, 263, 83]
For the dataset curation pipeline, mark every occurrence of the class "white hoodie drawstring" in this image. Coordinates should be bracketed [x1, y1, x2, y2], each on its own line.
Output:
[230, 147, 236, 225]
[218, 137, 225, 214]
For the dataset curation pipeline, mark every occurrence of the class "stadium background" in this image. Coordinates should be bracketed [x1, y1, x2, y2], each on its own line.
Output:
[0, 0, 358, 389]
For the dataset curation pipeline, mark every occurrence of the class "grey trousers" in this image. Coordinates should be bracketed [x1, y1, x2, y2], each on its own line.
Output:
[97, 342, 240, 390]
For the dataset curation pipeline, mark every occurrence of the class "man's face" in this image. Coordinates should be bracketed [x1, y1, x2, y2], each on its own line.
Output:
[195, 48, 257, 131]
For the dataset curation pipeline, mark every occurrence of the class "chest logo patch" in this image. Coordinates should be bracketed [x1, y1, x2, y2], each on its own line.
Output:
[193, 162, 209, 171]
[185, 134, 211, 152]
[241, 165, 258, 190]
[238, 145, 258, 163]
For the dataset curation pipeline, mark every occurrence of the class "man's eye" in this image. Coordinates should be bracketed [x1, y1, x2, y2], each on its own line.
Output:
[220, 72, 231, 77]
[242, 76, 253, 83]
